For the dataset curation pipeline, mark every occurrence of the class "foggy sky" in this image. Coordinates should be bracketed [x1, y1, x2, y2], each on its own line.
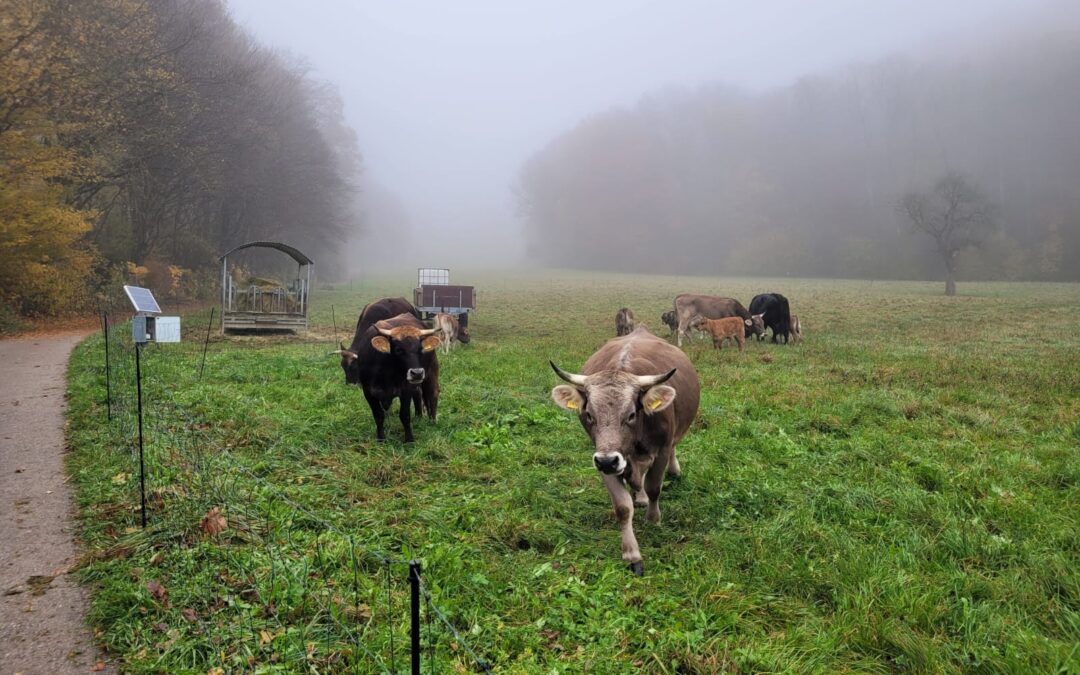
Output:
[227, 0, 1049, 270]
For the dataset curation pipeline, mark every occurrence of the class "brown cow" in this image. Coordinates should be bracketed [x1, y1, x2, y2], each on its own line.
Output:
[690, 315, 749, 351]
[615, 307, 635, 336]
[434, 312, 462, 354]
[673, 294, 764, 346]
[790, 314, 804, 344]
[550, 325, 700, 575]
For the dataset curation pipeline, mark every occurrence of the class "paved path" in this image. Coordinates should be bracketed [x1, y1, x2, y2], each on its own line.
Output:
[0, 332, 109, 674]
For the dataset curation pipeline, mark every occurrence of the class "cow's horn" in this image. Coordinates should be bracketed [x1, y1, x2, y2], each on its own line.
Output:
[634, 368, 677, 387]
[550, 361, 588, 386]
[329, 349, 356, 357]
[418, 327, 438, 337]
[376, 325, 394, 337]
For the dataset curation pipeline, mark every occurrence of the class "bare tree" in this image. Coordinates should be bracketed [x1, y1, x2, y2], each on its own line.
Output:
[898, 173, 996, 296]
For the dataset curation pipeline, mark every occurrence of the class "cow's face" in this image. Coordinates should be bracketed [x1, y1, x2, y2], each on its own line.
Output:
[750, 313, 765, 336]
[550, 364, 676, 475]
[660, 311, 676, 329]
[457, 324, 471, 344]
[372, 325, 440, 384]
[333, 342, 361, 384]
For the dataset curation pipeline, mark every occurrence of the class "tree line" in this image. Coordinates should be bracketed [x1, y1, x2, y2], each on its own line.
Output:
[517, 21, 1080, 285]
[1, 0, 361, 318]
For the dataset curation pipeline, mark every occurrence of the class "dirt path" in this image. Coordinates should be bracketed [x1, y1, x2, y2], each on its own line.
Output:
[0, 332, 110, 674]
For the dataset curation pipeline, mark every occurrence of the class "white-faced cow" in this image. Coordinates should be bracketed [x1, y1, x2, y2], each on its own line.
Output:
[550, 325, 700, 575]
[433, 312, 469, 354]
[673, 294, 764, 346]
[333, 299, 440, 442]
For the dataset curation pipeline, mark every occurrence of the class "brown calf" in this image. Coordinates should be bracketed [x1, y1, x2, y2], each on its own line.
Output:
[790, 315, 803, 344]
[690, 315, 750, 352]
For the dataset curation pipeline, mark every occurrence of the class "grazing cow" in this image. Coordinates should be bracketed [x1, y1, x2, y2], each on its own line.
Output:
[749, 293, 793, 344]
[673, 294, 764, 346]
[433, 312, 469, 354]
[550, 326, 700, 575]
[615, 307, 636, 336]
[690, 315, 749, 351]
[660, 311, 678, 336]
[333, 300, 440, 442]
[790, 315, 803, 344]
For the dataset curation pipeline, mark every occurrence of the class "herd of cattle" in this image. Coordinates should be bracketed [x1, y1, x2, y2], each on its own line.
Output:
[331, 291, 801, 574]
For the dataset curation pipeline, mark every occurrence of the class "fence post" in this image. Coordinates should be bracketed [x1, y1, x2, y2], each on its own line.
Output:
[409, 560, 422, 675]
[135, 342, 147, 528]
[331, 304, 337, 343]
[199, 307, 215, 381]
[102, 311, 111, 421]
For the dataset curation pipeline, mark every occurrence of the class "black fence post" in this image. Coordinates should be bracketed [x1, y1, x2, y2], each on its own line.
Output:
[409, 560, 422, 675]
[135, 342, 147, 528]
[102, 311, 111, 421]
[331, 304, 337, 343]
[199, 307, 215, 381]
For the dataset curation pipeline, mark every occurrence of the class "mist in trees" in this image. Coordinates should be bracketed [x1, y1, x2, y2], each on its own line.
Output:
[517, 10, 1080, 283]
[1, 0, 360, 316]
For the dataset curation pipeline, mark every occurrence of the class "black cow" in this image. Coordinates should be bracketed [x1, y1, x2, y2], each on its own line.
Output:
[660, 310, 678, 336]
[749, 293, 793, 344]
[334, 299, 440, 442]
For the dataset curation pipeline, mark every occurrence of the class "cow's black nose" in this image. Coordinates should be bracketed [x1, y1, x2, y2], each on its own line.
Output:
[593, 454, 620, 473]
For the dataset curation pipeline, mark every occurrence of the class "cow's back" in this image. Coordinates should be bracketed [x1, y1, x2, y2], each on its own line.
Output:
[675, 294, 750, 320]
[583, 328, 700, 442]
[352, 298, 420, 349]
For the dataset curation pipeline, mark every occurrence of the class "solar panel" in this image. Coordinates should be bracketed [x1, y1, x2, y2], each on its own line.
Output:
[124, 285, 162, 315]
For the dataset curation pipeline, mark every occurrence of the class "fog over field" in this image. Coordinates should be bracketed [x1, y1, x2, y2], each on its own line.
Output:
[227, 0, 1080, 280]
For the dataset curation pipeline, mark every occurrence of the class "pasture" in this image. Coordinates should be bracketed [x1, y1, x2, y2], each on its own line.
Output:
[66, 271, 1079, 673]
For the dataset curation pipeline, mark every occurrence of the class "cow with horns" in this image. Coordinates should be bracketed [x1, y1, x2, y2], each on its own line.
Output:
[333, 298, 440, 442]
[550, 325, 700, 575]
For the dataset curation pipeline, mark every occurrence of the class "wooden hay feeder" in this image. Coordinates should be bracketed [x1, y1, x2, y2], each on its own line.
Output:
[219, 241, 312, 333]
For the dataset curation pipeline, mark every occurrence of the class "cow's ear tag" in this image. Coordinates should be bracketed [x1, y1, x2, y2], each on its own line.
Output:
[642, 385, 676, 414]
[421, 336, 441, 352]
[371, 336, 391, 353]
[745, 319, 752, 326]
[552, 385, 584, 412]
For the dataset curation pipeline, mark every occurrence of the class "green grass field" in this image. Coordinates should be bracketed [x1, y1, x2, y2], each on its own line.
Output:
[66, 271, 1079, 673]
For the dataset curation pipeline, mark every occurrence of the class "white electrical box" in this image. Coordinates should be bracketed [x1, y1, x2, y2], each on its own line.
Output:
[155, 316, 181, 343]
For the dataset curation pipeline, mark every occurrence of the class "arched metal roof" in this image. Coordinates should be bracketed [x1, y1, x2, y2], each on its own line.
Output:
[218, 241, 314, 265]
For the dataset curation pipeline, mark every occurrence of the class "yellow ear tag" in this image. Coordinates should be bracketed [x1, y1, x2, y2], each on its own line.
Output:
[566, 399, 579, 410]
[648, 398, 664, 410]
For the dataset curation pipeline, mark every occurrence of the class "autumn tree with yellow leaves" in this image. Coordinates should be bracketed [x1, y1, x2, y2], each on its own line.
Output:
[1, 0, 361, 318]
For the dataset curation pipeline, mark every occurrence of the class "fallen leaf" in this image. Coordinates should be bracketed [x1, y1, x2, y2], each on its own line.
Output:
[200, 507, 227, 536]
[181, 607, 198, 622]
[26, 575, 54, 596]
[111, 472, 130, 484]
[92, 661, 106, 671]
[146, 580, 169, 607]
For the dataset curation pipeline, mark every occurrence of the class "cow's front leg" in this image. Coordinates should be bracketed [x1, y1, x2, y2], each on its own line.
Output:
[603, 473, 643, 575]
[644, 450, 670, 524]
[399, 394, 415, 443]
[362, 389, 387, 441]
[631, 460, 651, 506]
